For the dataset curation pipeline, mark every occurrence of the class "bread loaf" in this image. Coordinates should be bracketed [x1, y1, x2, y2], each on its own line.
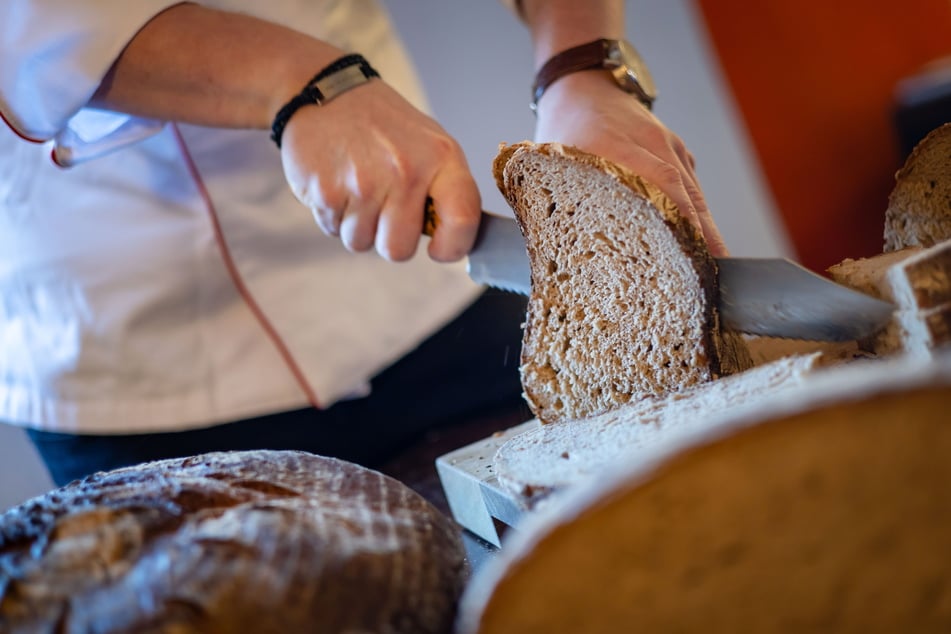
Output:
[887, 238, 951, 356]
[827, 240, 951, 358]
[494, 352, 823, 504]
[493, 142, 751, 424]
[459, 352, 951, 633]
[0, 450, 466, 634]
[826, 248, 921, 356]
[884, 122, 951, 251]
[827, 248, 923, 303]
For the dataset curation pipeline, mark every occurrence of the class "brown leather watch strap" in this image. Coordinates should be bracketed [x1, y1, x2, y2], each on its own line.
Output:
[532, 39, 613, 109]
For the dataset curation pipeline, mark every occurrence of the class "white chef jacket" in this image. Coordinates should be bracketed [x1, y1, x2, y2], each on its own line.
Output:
[0, 0, 485, 433]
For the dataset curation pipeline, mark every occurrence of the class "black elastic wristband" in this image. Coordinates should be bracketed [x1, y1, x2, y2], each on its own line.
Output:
[270, 54, 380, 148]
[309, 53, 369, 84]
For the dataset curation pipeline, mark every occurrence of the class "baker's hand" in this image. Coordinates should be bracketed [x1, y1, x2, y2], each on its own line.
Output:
[533, 71, 729, 256]
[278, 79, 481, 262]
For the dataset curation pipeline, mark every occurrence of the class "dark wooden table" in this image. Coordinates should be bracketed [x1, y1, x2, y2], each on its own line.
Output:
[378, 406, 531, 570]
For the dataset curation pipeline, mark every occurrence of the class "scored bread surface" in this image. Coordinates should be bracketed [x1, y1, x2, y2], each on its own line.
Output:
[493, 142, 749, 424]
[0, 450, 467, 634]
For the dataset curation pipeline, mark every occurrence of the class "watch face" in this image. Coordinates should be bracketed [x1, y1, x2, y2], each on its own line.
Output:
[607, 39, 657, 106]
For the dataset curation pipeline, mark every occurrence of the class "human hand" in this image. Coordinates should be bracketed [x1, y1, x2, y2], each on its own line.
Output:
[533, 71, 729, 256]
[278, 80, 481, 262]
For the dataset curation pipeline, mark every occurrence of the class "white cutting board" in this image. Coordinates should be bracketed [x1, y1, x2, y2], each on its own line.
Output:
[435, 420, 537, 547]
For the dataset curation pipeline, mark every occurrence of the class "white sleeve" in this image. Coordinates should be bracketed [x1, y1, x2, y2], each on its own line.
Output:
[0, 0, 185, 141]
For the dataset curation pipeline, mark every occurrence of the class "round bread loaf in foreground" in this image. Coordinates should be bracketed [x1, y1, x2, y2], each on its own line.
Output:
[0, 450, 467, 634]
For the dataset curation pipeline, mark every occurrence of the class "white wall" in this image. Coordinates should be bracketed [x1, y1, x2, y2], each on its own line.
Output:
[0, 0, 791, 511]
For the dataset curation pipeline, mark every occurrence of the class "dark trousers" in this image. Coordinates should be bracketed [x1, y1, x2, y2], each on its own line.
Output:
[28, 290, 530, 487]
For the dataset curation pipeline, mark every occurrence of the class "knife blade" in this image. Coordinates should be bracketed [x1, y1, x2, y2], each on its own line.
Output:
[456, 212, 895, 342]
[714, 257, 894, 341]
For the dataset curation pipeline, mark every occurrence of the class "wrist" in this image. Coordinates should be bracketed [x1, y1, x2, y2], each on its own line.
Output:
[532, 71, 618, 122]
[270, 53, 381, 148]
[267, 45, 348, 122]
[531, 38, 656, 113]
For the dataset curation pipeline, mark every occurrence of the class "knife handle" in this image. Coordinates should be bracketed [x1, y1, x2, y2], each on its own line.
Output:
[422, 196, 438, 237]
[423, 196, 494, 238]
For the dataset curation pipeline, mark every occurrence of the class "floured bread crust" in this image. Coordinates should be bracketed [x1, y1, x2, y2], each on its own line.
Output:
[459, 352, 951, 633]
[0, 450, 466, 634]
[493, 142, 750, 424]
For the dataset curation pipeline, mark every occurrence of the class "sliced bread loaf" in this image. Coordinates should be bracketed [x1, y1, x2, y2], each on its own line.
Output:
[459, 352, 951, 634]
[884, 122, 951, 251]
[827, 248, 923, 303]
[493, 142, 750, 424]
[887, 238, 951, 356]
[494, 352, 823, 504]
[826, 240, 951, 358]
[826, 248, 922, 356]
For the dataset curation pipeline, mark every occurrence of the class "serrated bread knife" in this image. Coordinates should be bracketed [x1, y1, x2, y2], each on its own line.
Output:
[447, 211, 895, 342]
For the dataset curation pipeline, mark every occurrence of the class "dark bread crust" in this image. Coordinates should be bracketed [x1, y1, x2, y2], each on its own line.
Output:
[493, 142, 750, 424]
[884, 122, 951, 252]
[0, 450, 467, 634]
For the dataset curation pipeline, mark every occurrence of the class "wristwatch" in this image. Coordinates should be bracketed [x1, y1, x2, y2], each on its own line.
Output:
[531, 38, 657, 112]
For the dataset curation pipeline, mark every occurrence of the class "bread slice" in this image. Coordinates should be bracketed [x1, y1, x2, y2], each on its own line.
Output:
[887, 238, 951, 356]
[827, 248, 923, 303]
[825, 240, 951, 358]
[884, 122, 951, 251]
[494, 352, 823, 504]
[826, 248, 922, 356]
[888, 238, 951, 312]
[459, 352, 951, 633]
[493, 142, 751, 424]
[0, 450, 466, 634]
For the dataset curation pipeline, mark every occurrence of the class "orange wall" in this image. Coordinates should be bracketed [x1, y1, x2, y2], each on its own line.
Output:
[695, 1, 951, 270]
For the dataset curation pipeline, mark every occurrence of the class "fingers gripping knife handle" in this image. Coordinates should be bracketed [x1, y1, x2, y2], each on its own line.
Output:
[421, 197, 534, 295]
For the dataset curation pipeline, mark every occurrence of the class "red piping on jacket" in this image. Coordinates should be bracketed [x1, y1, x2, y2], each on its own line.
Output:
[170, 123, 321, 409]
[0, 106, 70, 167]
[0, 107, 47, 144]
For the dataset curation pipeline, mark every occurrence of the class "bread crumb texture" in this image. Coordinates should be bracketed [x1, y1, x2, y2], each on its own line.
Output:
[0, 450, 466, 634]
[494, 142, 740, 424]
